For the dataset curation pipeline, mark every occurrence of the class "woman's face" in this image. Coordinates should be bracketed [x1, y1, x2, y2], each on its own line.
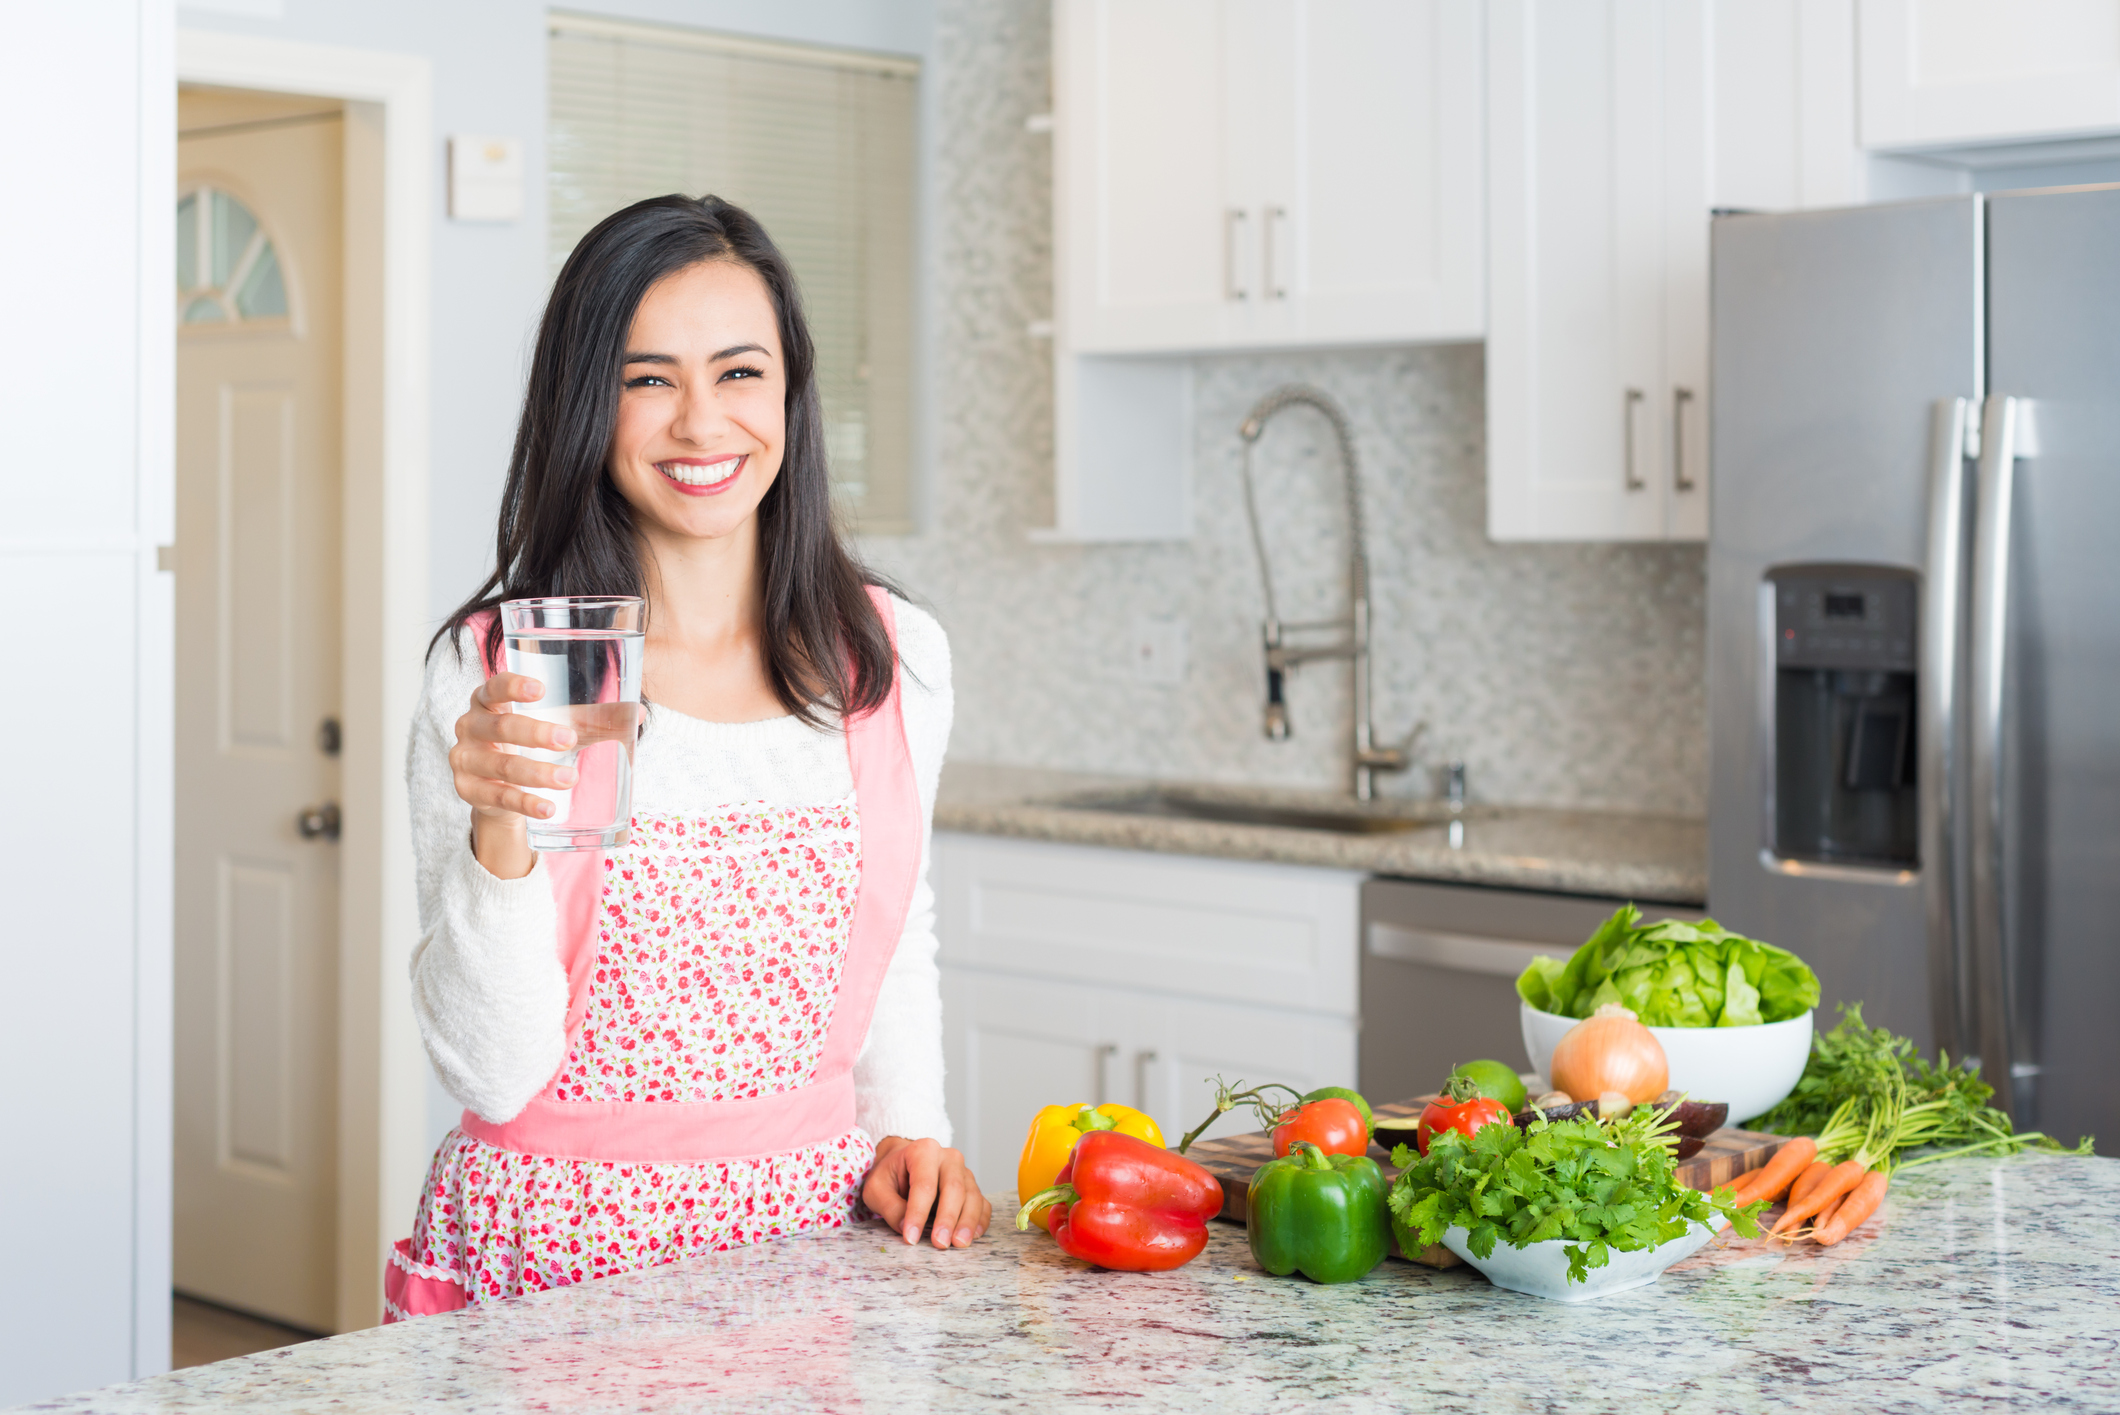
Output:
[608, 258, 786, 548]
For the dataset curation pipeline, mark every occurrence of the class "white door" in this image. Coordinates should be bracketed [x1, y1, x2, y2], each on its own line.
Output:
[1143, 995, 1360, 1151]
[1859, 0, 2120, 149]
[1286, 0, 1486, 345]
[1486, 0, 1710, 542]
[1057, 0, 1234, 352]
[173, 88, 344, 1333]
[939, 970, 1145, 1199]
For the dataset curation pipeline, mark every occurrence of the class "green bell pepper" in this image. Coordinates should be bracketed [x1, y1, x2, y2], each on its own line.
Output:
[1246, 1141, 1391, 1284]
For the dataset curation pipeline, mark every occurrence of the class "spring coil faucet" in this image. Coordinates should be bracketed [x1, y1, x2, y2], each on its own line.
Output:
[1238, 384, 1418, 800]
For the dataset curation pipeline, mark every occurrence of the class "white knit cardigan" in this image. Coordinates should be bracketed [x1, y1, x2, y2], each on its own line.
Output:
[405, 594, 953, 1147]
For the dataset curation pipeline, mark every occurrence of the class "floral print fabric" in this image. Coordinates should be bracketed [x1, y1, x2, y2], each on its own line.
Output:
[401, 797, 870, 1309]
[555, 801, 861, 1104]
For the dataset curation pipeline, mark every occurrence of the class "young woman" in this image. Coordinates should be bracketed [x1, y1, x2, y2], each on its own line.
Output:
[385, 194, 987, 1319]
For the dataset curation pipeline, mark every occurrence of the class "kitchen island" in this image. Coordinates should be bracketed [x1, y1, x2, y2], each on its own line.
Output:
[32, 1154, 2115, 1413]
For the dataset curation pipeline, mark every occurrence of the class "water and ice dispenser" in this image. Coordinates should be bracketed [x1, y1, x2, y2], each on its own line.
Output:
[1767, 566, 1919, 869]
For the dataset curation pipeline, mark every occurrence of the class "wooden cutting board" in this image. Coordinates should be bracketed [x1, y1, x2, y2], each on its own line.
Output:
[1180, 1097, 1793, 1269]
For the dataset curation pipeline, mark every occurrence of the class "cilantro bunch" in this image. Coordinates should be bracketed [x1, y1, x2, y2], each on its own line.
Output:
[1387, 1108, 1765, 1284]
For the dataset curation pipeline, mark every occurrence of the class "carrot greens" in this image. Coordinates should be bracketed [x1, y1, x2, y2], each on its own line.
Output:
[1751, 1004, 2093, 1167]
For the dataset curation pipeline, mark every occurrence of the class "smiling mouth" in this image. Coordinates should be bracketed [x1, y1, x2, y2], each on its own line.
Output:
[657, 455, 744, 493]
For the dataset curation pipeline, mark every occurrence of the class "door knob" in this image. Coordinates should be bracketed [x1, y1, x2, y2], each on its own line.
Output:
[297, 802, 341, 841]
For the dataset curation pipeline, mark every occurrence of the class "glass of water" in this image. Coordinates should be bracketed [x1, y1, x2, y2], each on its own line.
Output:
[499, 596, 646, 851]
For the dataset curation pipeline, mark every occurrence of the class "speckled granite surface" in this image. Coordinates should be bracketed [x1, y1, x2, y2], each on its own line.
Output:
[30, 1156, 2115, 1413]
[937, 762, 1710, 903]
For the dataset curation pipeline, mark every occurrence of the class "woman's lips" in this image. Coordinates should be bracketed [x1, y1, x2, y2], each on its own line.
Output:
[656, 455, 745, 496]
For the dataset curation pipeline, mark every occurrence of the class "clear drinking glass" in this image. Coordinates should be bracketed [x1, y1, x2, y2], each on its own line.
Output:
[500, 596, 646, 851]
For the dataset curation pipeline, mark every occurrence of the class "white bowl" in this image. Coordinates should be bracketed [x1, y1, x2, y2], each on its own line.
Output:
[1439, 1215, 1724, 1302]
[1519, 1001, 1813, 1126]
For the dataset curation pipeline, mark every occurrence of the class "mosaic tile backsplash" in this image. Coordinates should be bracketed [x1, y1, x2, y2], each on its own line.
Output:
[864, 0, 1708, 817]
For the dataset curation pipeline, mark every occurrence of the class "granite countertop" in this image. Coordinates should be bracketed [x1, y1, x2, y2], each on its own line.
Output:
[34, 1155, 2116, 1413]
[936, 763, 1710, 904]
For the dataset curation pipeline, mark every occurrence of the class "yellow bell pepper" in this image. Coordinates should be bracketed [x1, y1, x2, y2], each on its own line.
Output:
[1017, 1103, 1166, 1226]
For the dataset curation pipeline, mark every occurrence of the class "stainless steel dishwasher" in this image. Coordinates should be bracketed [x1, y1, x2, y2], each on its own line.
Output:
[1359, 879, 1705, 1100]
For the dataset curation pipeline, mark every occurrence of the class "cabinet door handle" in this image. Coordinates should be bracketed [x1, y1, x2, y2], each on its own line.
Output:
[1093, 1043, 1119, 1105]
[1224, 208, 1249, 301]
[1133, 1049, 1159, 1112]
[1262, 205, 1286, 301]
[1672, 386, 1697, 491]
[1623, 388, 1647, 490]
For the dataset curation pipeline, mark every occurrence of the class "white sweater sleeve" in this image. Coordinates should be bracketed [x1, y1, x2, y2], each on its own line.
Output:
[404, 629, 571, 1125]
[852, 597, 956, 1148]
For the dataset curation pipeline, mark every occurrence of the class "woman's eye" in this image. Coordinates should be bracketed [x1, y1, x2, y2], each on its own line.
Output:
[719, 365, 764, 382]
[622, 374, 671, 389]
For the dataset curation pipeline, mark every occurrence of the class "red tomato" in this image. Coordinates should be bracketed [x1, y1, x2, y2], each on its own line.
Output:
[1415, 1096, 1513, 1156]
[1271, 1098, 1369, 1158]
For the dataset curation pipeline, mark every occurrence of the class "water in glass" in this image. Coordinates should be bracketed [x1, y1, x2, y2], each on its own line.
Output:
[501, 598, 645, 851]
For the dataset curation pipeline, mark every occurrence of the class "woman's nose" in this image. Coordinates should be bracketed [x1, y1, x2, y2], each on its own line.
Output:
[668, 380, 729, 445]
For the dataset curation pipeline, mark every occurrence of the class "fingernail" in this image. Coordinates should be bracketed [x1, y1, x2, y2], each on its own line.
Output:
[903, 1226, 919, 1245]
[539, 802, 555, 818]
[556, 767, 578, 786]
[554, 729, 575, 748]
[956, 1228, 975, 1246]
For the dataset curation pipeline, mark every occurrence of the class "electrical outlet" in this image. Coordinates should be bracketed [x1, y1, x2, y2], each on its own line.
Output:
[1129, 617, 1188, 685]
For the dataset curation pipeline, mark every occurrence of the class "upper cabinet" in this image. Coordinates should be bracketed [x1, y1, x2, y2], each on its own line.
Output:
[1485, 0, 1712, 541]
[1485, 0, 1865, 543]
[1859, 0, 2120, 150]
[1055, 0, 1486, 356]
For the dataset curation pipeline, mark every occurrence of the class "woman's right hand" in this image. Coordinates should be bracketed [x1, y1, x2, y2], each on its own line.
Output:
[449, 673, 577, 879]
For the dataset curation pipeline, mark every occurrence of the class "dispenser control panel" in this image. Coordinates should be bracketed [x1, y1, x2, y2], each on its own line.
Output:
[1774, 571, 1916, 672]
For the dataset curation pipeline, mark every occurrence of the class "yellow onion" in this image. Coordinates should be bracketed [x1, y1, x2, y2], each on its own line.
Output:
[1551, 1004, 1668, 1104]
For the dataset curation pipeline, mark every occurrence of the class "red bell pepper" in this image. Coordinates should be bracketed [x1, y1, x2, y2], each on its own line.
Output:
[1015, 1131, 1224, 1271]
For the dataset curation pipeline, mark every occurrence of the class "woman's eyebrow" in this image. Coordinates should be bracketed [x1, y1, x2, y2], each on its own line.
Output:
[619, 344, 771, 364]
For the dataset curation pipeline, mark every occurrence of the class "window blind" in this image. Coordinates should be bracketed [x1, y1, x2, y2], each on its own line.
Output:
[549, 14, 919, 533]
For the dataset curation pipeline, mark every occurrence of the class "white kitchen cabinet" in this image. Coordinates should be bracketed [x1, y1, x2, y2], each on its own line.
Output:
[932, 832, 1362, 1191]
[1044, 0, 1484, 541]
[1486, 0, 1711, 543]
[1859, 0, 2120, 151]
[1055, 0, 1484, 354]
[1712, 0, 1864, 213]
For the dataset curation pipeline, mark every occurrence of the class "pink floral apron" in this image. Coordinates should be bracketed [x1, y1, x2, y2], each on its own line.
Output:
[385, 588, 919, 1319]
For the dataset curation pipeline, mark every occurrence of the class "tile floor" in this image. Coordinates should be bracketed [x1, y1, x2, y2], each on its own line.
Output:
[171, 1294, 320, 1370]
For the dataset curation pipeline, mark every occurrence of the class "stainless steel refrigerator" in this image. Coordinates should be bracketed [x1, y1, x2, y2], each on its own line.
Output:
[1709, 185, 2119, 1150]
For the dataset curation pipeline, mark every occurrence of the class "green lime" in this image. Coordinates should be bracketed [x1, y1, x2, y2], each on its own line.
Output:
[1448, 1060, 1528, 1113]
[1298, 1085, 1374, 1132]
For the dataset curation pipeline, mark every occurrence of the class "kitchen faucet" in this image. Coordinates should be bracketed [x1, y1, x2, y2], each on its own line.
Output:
[1237, 385, 1417, 801]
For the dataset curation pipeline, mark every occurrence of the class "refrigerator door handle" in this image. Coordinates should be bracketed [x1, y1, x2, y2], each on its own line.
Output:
[1968, 393, 2023, 1120]
[1920, 397, 1972, 1063]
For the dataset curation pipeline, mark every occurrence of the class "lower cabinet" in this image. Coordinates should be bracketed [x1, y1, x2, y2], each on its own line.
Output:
[933, 832, 1362, 1194]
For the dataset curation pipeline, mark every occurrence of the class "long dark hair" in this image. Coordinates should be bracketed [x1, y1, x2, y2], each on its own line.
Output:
[435, 194, 896, 726]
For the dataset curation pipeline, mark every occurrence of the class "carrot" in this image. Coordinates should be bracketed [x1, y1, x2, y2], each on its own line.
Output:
[1812, 1169, 1889, 1246]
[1772, 1159, 1866, 1234]
[1786, 1159, 1833, 1212]
[1729, 1136, 1816, 1206]
[1810, 1189, 1846, 1235]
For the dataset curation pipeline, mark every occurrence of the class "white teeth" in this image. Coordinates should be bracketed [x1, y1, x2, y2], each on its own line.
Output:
[660, 457, 741, 486]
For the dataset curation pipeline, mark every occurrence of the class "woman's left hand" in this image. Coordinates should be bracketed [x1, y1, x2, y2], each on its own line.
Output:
[865, 1137, 991, 1250]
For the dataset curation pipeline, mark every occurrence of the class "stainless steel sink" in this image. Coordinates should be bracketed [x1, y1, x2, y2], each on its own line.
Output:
[1053, 787, 1472, 836]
